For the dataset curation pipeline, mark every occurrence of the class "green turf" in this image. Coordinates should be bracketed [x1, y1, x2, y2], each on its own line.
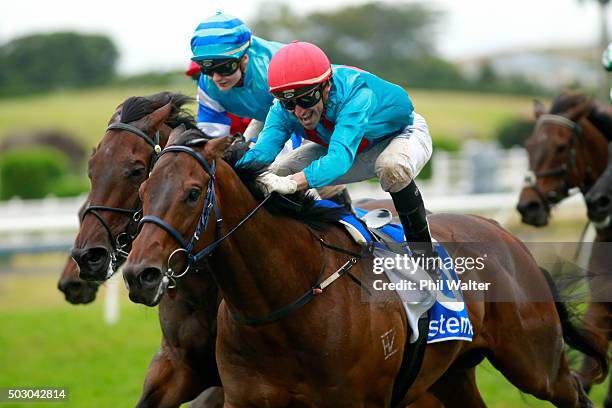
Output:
[0, 269, 609, 407]
[0, 86, 543, 150]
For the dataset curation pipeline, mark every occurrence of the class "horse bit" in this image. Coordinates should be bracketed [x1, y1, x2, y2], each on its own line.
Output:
[523, 113, 589, 211]
[81, 122, 162, 276]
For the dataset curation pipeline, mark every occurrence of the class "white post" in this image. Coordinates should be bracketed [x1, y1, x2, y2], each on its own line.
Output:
[103, 272, 120, 325]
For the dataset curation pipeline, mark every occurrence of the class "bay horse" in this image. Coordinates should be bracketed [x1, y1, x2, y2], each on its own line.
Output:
[516, 91, 612, 405]
[70, 92, 224, 408]
[67, 91, 436, 408]
[124, 127, 608, 408]
[58, 196, 99, 304]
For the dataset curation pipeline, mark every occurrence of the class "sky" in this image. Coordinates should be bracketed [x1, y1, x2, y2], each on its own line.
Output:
[1, 0, 610, 74]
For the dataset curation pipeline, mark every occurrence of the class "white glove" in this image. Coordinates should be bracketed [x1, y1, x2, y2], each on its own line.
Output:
[256, 172, 298, 195]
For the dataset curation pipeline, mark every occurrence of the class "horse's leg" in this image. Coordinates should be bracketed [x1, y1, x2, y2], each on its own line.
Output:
[579, 302, 611, 392]
[188, 387, 224, 408]
[136, 342, 202, 408]
[429, 367, 485, 408]
[485, 303, 592, 408]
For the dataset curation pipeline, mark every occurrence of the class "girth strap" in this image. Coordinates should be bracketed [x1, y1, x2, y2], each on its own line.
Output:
[390, 315, 429, 407]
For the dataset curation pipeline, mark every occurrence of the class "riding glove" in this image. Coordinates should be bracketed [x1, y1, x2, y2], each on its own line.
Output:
[256, 172, 298, 195]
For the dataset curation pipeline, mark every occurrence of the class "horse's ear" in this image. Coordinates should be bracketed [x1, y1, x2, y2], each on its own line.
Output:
[566, 98, 593, 121]
[108, 104, 123, 125]
[533, 99, 546, 119]
[204, 134, 239, 159]
[167, 124, 186, 145]
[135, 102, 173, 131]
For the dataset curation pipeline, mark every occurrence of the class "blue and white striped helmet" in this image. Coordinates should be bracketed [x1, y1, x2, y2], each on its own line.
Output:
[191, 13, 252, 61]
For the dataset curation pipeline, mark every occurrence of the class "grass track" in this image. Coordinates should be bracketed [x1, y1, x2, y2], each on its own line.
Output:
[0, 267, 608, 407]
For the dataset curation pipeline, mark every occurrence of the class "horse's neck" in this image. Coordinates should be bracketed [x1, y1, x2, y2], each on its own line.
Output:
[207, 177, 326, 322]
[170, 272, 220, 326]
[587, 106, 612, 142]
[579, 119, 609, 180]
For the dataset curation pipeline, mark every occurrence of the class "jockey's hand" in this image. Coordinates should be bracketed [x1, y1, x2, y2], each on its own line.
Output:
[256, 172, 298, 195]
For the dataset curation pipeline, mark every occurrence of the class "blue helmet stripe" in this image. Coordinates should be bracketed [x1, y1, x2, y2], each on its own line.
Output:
[196, 18, 244, 31]
[192, 32, 251, 47]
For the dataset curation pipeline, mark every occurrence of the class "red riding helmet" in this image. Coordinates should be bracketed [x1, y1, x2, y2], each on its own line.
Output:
[268, 41, 332, 94]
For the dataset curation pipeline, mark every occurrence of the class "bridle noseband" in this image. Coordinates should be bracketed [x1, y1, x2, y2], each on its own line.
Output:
[523, 113, 588, 211]
[81, 122, 162, 274]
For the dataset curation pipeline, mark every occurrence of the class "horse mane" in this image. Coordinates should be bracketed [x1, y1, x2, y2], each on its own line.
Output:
[119, 92, 197, 129]
[588, 105, 612, 141]
[174, 130, 344, 230]
[550, 91, 612, 141]
[549, 91, 588, 115]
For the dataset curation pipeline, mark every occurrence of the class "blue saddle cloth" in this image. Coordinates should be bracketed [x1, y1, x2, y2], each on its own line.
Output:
[314, 199, 474, 343]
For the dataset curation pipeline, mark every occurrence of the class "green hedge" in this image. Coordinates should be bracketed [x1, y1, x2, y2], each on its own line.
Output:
[0, 148, 69, 199]
[496, 118, 535, 148]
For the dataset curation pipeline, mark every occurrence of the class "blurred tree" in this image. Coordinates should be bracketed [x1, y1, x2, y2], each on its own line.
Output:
[0, 32, 118, 96]
[579, 0, 610, 99]
[251, 1, 463, 88]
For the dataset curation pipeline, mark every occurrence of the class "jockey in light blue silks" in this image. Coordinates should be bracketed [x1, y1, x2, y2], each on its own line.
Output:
[237, 41, 437, 262]
[191, 12, 299, 146]
[191, 13, 351, 208]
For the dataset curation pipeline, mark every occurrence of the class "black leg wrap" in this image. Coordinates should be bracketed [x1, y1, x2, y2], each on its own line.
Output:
[390, 181, 433, 253]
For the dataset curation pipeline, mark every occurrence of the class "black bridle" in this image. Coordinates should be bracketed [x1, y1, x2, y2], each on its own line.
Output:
[138, 143, 272, 286]
[81, 122, 162, 273]
[137, 142, 362, 326]
[523, 113, 591, 212]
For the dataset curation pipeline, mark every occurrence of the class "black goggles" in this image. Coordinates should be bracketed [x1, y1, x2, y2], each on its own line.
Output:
[196, 58, 240, 76]
[273, 85, 323, 111]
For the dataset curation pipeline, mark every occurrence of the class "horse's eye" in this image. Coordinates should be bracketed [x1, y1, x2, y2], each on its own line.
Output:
[187, 188, 201, 202]
[556, 145, 568, 154]
[129, 167, 145, 179]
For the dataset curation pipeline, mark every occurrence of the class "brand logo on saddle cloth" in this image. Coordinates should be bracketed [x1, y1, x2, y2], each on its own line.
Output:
[303, 114, 370, 153]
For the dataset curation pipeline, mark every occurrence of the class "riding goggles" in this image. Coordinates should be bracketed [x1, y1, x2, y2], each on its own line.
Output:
[273, 84, 323, 111]
[196, 58, 240, 77]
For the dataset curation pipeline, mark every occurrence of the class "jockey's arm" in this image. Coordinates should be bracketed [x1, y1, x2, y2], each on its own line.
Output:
[196, 84, 232, 137]
[236, 104, 292, 167]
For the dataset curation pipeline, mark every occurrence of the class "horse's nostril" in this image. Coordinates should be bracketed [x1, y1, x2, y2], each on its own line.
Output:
[140, 267, 162, 286]
[596, 195, 611, 210]
[517, 200, 541, 214]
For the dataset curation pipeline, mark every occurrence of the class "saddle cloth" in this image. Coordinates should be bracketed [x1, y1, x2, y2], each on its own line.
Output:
[315, 200, 474, 344]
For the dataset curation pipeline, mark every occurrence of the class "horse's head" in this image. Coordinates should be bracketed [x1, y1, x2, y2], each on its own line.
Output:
[123, 128, 238, 306]
[72, 92, 194, 281]
[585, 143, 612, 228]
[57, 257, 99, 304]
[517, 92, 608, 227]
[59, 197, 100, 303]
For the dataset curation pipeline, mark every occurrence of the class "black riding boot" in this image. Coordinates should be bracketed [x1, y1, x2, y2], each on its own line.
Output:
[328, 187, 353, 213]
[390, 181, 437, 276]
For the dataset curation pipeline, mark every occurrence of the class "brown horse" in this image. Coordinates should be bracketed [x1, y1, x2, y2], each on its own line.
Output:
[58, 196, 100, 304]
[516, 91, 612, 405]
[124, 128, 608, 407]
[517, 92, 609, 226]
[70, 93, 224, 408]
